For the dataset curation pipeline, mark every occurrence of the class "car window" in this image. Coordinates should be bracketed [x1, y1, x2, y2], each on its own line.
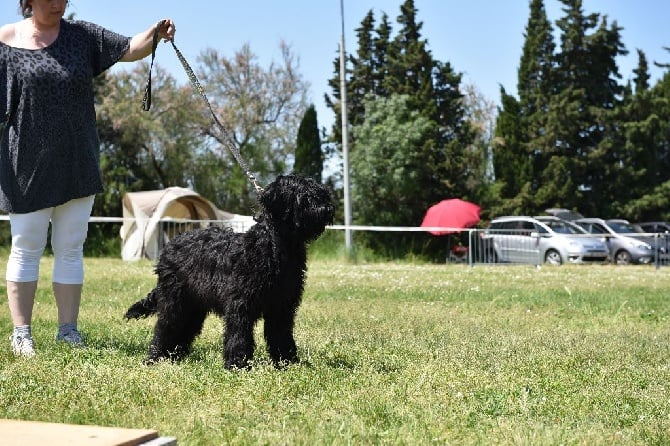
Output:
[645, 224, 657, 232]
[608, 221, 639, 233]
[577, 222, 606, 234]
[574, 222, 589, 232]
[521, 221, 535, 231]
[565, 221, 587, 234]
[535, 223, 549, 234]
[546, 220, 581, 234]
[590, 223, 608, 234]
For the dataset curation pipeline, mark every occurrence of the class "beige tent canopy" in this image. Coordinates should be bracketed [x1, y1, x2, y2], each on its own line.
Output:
[120, 187, 255, 261]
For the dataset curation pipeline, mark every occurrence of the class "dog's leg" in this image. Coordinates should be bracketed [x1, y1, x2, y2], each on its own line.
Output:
[223, 311, 255, 370]
[146, 288, 207, 363]
[148, 310, 207, 363]
[264, 310, 298, 367]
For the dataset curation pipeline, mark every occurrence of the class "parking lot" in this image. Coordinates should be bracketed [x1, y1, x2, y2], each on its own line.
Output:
[465, 228, 670, 268]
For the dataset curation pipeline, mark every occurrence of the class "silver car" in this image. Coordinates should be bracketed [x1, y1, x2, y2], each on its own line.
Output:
[483, 216, 609, 265]
[573, 218, 654, 265]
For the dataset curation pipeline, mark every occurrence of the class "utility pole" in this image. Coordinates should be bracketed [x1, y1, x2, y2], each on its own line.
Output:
[339, 0, 353, 254]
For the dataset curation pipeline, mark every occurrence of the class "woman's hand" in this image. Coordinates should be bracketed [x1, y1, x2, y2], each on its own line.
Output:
[121, 19, 177, 62]
[157, 19, 176, 42]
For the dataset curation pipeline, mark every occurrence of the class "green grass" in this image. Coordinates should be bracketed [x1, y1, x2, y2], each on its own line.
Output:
[1, 257, 669, 445]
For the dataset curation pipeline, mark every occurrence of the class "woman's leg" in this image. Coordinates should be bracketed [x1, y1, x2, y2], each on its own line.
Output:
[50, 196, 94, 330]
[6, 208, 52, 323]
[6, 208, 52, 354]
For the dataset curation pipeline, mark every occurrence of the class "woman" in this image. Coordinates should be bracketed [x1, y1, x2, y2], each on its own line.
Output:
[0, 0, 176, 356]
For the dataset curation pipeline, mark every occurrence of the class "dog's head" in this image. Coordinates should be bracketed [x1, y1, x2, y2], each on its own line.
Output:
[259, 174, 334, 242]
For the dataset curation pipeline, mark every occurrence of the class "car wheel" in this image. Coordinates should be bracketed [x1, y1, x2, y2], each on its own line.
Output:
[614, 250, 632, 265]
[544, 249, 563, 265]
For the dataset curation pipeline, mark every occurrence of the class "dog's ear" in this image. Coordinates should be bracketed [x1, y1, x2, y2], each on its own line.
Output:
[259, 175, 293, 221]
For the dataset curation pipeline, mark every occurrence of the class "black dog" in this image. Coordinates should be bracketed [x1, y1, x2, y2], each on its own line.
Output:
[125, 174, 334, 369]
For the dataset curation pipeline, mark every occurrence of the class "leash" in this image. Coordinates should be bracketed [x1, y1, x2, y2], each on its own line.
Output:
[142, 21, 264, 194]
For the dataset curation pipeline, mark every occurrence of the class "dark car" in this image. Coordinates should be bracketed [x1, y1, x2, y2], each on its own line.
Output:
[573, 218, 655, 265]
[634, 221, 670, 234]
[633, 221, 670, 262]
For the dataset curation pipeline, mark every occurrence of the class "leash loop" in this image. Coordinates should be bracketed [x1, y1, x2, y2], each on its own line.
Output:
[141, 21, 263, 194]
[141, 20, 164, 112]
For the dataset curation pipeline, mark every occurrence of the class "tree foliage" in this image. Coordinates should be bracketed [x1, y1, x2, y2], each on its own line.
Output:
[89, 0, 670, 259]
[294, 104, 323, 182]
[95, 42, 309, 218]
[196, 42, 310, 210]
[493, 0, 667, 220]
[95, 64, 208, 218]
[326, 0, 477, 258]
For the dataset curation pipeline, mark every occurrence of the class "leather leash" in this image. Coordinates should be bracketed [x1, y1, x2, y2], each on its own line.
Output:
[142, 21, 264, 194]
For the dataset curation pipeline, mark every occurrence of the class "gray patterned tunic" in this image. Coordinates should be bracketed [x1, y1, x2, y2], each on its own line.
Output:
[0, 19, 130, 213]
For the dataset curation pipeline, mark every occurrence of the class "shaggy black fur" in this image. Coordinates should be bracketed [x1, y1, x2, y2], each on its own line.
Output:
[124, 174, 334, 369]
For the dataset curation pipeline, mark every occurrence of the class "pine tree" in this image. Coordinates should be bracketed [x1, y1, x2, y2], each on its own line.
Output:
[534, 0, 626, 215]
[633, 49, 650, 93]
[616, 56, 670, 220]
[294, 105, 323, 182]
[348, 11, 377, 129]
[325, 0, 476, 257]
[493, 87, 530, 205]
[518, 0, 556, 118]
[495, 0, 555, 212]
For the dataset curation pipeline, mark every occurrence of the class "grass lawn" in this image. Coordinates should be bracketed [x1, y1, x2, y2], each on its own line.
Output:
[1, 256, 669, 445]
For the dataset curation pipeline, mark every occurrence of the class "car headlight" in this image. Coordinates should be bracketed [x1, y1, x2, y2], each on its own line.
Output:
[626, 239, 651, 250]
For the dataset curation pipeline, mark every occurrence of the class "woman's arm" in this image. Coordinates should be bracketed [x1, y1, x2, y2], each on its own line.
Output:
[120, 19, 175, 62]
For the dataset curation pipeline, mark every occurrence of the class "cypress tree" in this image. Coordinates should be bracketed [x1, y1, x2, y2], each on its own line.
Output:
[534, 0, 625, 215]
[495, 0, 555, 213]
[294, 104, 323, 182]
[326, 0, 476, 258]
[633, 49, 650, 93]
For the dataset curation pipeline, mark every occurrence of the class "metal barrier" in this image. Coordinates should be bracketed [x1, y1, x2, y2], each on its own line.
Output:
[467, 229, 669, 268]
[650, 232, 670, 269]
[154, 217, 255, 258]
[1, 215, 666, 267]
[468, 228, 541, 266]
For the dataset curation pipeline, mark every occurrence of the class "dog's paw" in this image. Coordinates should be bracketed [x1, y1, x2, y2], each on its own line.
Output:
[271, 354, 299, 370]
[224, 356, 252, 371]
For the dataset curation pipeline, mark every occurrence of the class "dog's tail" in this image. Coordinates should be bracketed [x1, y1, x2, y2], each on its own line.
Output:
[124, 289, 158, 320]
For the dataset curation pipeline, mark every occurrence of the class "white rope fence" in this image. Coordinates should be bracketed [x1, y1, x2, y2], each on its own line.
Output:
[0, 216, 472, 233]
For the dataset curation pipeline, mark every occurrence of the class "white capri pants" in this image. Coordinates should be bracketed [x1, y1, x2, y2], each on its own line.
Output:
[6, 196, 95, 284]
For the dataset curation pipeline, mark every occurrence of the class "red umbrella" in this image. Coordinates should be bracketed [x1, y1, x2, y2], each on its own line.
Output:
[421, 199, 481, 235]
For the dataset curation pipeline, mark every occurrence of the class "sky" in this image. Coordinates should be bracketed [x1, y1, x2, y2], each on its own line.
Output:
[2, 1, 669, 130]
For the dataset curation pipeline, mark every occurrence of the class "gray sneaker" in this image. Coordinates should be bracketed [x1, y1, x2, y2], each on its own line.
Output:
[56, 329, 84, 347]
[10, 334, 36, 357]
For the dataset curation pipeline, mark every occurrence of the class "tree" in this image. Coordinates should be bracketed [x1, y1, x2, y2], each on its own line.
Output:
[517, 0, 556, 118]
[95, 64, 208, 217]
[196, 42, 309, 211]
[633, 48, 650, 93]
[495, 0, 557, 215]
[615, 58, 670, 220]
[539, 0, 626, 215]
[461, 83, 497, 207]
[492, 87, 532, 215]
[325, 11, 393, 145]
[294, 105, 323, 182]
[324, 0, 476, 258]
[350, 94, 435, 255]
[495, 0, 627, 216]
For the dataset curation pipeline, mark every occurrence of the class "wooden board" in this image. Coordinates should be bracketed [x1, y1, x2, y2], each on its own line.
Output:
[0, 419, 170, 446]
